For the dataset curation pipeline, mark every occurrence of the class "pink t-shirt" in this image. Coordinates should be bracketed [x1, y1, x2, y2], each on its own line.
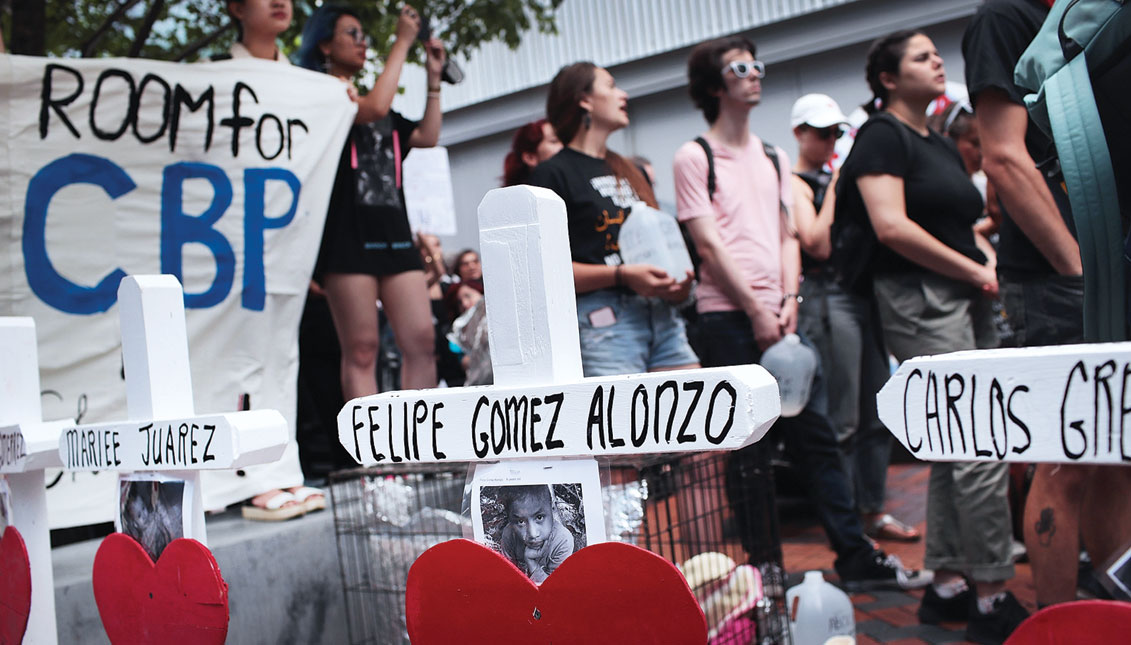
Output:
[673, 134, 794, 315]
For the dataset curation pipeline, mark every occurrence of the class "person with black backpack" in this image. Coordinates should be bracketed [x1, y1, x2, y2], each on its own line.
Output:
[673, 35, 927, 593]
[965, 0, 1131, 611]
[837, 30, 1026, 644]
[789, 94, 920, 545]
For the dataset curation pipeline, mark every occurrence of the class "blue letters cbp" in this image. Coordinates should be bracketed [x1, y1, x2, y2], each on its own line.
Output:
[23, 153, 301, 314]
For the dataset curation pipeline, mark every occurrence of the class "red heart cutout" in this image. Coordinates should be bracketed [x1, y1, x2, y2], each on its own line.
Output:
[92, 534, 229, 644]
[0, 526, 32, 645]
[407, 539, 707, 644]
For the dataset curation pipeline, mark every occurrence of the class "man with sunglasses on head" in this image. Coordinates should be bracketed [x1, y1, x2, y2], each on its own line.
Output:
[789, 94, 921, 546]
[673, 37, 928, 592]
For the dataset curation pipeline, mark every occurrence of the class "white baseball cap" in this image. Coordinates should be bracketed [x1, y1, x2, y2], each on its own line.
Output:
[790, 94, 850, 129]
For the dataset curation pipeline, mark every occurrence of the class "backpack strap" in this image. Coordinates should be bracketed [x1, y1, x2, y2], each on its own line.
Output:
[1045, 52, 1125, 341]
[761, 141, 787, 220]
[694, 136, 716, 202]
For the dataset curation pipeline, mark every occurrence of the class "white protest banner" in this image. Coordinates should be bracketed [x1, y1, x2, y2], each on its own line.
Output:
[0, 54, 357, 527]
[877, 342, 1131, 464]
[403, 146, 457, 236]
[338, 186, 781, 465]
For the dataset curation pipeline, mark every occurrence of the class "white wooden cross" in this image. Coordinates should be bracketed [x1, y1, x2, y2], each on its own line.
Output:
[1, 317, 70, 645]
[56, 275, 289, 545]
[876, 342, 1131, 465]
[337, 186, 780, 465]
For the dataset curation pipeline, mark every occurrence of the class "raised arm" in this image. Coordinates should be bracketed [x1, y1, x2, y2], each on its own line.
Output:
[859, 173, 997, 296]
[409, 38, 445, 148]
[355, 5, 419, 124]
[975, 89, 1081, 275]
[791, 172, 838, 261]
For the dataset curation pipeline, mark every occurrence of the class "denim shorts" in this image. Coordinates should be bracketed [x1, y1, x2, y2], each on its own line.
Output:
[575, 290, 700, 377]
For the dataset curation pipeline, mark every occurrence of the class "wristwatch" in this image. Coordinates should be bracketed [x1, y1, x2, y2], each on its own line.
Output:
[781, 292, 803, 306]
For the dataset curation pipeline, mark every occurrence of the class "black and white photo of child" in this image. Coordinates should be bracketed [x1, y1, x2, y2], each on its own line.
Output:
[479, 483, 585, 583]
[119, 478, 184, 561]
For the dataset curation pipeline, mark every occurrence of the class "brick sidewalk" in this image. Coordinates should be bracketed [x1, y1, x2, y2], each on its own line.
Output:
[779, 464, 1036, 645]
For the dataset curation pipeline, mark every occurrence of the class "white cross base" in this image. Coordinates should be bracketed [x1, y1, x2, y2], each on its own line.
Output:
[337, 186, 781, 465]
[57, 275, 288, 545]
[1, 317, 68, 645]
[877, 341, 1131, 464]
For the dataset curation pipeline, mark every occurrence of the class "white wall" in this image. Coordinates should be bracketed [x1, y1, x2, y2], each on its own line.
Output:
[437, 11, 973, 253]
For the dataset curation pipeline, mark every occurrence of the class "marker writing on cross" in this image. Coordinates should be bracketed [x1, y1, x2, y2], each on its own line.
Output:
[876, 342, 1131, 465]
[337, 185, 782, 465]
[1, 318, 70, 645]
[56, 275, 289, 643]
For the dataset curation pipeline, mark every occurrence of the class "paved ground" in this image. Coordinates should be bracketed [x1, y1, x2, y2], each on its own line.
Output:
[779, 464, 1037, 644]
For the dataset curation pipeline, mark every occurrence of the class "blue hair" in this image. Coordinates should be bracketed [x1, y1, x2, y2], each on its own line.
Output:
[294, 5, 360, 72]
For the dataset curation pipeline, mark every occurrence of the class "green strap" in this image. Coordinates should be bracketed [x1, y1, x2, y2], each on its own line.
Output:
[1045, 52, 1126, 342]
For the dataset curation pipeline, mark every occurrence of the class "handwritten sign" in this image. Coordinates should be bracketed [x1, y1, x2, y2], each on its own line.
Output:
[57, 275, 289, 544]
[338, 186, 780, 465]
[60, 410, 283, 471]
[877, 342, 1131, 464]
[403, 146, 458, 236]
[0, 54, 357, 527]
[339, 366, 775, 465]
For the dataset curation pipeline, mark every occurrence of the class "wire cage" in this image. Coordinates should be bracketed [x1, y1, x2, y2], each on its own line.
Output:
[330, 450, 790, 645]
[330, 463, 469, 645]
[637, 450, 792, 645]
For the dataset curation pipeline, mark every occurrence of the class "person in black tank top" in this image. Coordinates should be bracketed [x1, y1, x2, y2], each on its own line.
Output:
[790, 94, 920, 544]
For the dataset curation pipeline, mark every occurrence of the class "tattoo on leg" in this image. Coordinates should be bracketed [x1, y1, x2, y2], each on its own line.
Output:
[1034, 507, 1056, 547]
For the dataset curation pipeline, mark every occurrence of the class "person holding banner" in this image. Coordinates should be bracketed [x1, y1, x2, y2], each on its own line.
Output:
[838, 30, 1027, 642]
[226, 0, 293, 62]
[295, 5, 445, 403]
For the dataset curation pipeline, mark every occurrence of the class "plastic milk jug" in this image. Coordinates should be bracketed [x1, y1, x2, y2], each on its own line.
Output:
[617, 202, 694, 281]
[759, 334, 818, 417]
[786, 571, 855, 645]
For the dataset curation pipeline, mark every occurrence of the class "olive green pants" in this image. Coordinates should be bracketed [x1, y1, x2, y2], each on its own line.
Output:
[874, 273, 1013, 582]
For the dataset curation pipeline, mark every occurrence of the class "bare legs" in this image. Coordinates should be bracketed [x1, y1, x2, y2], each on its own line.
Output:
[1025, 464, 1131, 606]
[378, 270, 437, 389]
[322, 270, 436, 399]
[323, 273, 382, 400]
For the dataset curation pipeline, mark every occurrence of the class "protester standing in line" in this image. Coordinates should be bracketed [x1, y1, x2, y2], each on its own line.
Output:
[673, 36, 926, 592]
[529, 61, 697, 376]
[296, 5, 444, 405]
[503, 119, 563, 187]
[838, 30, 1026, 643]
[789, 93, 919, 544]
[964, 0, 1131, 609]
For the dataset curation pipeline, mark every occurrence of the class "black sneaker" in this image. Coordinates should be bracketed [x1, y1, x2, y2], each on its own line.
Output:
[838, 550, 933, 593]
[965, 591, 1030, 645]
[918, 583, 972, 624]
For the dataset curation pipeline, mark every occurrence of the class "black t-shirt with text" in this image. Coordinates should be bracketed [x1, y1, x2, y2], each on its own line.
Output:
[528, 147, 640, 267]
[963, 0, 1076, 279]
[838, 116, 986, 276]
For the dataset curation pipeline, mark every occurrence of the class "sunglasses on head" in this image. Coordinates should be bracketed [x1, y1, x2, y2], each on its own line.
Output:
[811, 126, 845, 141]
[724, 59, 766, 80]
[341, 27, 372, 47]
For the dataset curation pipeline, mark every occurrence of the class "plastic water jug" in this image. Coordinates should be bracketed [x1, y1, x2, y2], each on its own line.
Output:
[759, 334, 818, 417]
[786, 571, 855, 645]
[617, 202, 694, 281]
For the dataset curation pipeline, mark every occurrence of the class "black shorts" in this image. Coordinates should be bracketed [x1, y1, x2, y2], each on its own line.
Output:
[314, 150, 422, 278]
